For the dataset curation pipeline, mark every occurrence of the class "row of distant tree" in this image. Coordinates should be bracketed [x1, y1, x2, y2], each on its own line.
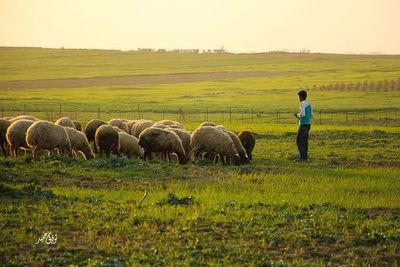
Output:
[303, 78, 400, 92]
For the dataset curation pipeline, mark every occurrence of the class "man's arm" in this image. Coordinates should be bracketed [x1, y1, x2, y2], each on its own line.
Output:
[296, 102, 306, 118]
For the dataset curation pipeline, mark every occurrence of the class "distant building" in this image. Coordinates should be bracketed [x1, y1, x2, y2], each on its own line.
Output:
[213, 46, 226, 54]
[137, 48, 155, 52]
[172, 49, 199, 53]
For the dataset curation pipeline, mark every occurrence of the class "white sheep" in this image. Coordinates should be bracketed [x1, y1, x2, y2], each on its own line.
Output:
[131, 120, 155, 137]
[118, 132, 144, 159]
[6, 119, 35, 157]
[26, 121, 72, 161]
[55, 117, 76, 129]
[108, 119, 129, 133]
[190, 126, 240, 165]
[64, 127, 94, 160]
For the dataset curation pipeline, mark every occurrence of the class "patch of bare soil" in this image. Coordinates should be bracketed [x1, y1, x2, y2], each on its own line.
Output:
[0, 71, 288, 89]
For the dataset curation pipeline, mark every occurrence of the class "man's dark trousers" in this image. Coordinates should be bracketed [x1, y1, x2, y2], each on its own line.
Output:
[296, 124, 310, 160]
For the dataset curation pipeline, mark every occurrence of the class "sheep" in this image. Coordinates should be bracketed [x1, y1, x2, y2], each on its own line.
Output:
[64, 127, 94, 160]
[118, 132, 144, 159]
[190, 126, 240, 165]
[215, 126, 249, 164]
[84, 119, 106, 153]
[95, 124, 120, 158]
[238, 131, 256, 161]
[6, 119, 35, 157]
[138, 127, 187, 164]
[126, 120, 139, 134]
[72, 120, 82, 131]
[26, 121, 72, 161]
[154, 119, 184, 129]
[199, 121, 217, 127]
[0, 118, 12, 156]
[131, 120, 154, 137]
[167, 128, 191, 158]
[2, 117, 13, 120]
[9, 115, 39, 123]
[55, 117, 76, 129]
[108, 119, 129, 133]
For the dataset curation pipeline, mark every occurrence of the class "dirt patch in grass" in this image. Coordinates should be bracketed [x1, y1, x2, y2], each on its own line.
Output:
[0, 71, 293, 89]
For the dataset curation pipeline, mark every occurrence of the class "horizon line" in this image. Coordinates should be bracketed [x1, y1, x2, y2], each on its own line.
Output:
[1, 45, 400, 56]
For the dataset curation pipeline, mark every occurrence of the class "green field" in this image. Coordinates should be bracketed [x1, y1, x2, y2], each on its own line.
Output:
[1, 48, 400, 265]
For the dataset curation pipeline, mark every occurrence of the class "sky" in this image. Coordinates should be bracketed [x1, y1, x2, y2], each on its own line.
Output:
[1, 0, 399, 54]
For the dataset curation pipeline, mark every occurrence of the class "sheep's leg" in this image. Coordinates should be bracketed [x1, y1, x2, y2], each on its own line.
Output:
[1, 143, 7, 157]
[32, 147, 40, 162]
[93, 142, 98, 154]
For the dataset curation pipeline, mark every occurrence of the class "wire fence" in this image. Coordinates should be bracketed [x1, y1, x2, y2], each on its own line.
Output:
[1, 105, 399, 127]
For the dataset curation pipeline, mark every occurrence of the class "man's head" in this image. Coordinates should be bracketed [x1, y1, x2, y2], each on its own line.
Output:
[298, 90, 307, 101]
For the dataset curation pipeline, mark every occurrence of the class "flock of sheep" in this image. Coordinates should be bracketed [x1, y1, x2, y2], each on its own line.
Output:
[0, 115, 256, 165]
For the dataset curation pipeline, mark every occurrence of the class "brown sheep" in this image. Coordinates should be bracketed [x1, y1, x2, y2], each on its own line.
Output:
[118, 132, 144, 159]
[95, 124, 120, 158]
[108, 119, 129, 133]
[138, 127, 187, 164]
[126, 120, 139, 134]
[0, 118, 12, 156]
[6, 119, 35, 157]
[55, 117, 76, 129]
[190, 126, 240, 165]
[167, 128, 191, 158]
[26, 121, 73, 161]
[238, 131, 256, 161]
[72, 120, 82, 131]
[64, 127, 94, 160]
[84, 119, 106, 153]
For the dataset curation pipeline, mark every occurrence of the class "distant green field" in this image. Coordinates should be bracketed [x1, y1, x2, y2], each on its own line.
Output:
[1, 48, 400, 265]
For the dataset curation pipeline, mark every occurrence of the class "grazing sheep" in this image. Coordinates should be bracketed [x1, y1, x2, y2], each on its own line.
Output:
[2, 117, 13, 120]
[167, 128, 191, 157]
[152, 124, 169, 129]
[84, 119, 106, 153]
[6, 119, 35, 157]
[190, 126, 240, 165]
[138, 127, 187, 164]
[118, 132, 144, 159]
[95, 124, 120, 158]
[72, 120, 82, 131]
[108, 119, 129, 133]
[0, 118, 12, 156]
[64, 127, 94, 160]
[126, 120, 139, 134]
[199, 121, 217, 127]
[131, 120, 154, 138]
[26, 121, 72, 161]
[238, 131, 256, 161]
[9, 115, 39, 123]
[55, 117, 76, 129]
[215, 127, 249, 164]
[154, 119, 184, 129]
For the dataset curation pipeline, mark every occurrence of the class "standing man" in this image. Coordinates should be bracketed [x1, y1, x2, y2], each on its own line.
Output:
[294, 90, 313, 161]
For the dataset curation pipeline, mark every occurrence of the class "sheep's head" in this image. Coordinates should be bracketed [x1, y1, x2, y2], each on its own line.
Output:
[240, 154, 250, 164]
[231, 153, 241, 166]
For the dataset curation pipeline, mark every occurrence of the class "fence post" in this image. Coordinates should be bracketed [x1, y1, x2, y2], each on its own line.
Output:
[319, 110, 322, 125]
[51, 109, 54, 122]
[59, 104, 62, 118]
[251, 108, 254, 123]
[97, 106, 100, 119]
[74, 106, 77, 120]
[222, 111, 224, 123]
[137, 104, 140, 119]
[206, 107, 208, 121]
[163, 108, 165, 120]
[1, 106, 3, 118]
[229, 108, 232, 123]
[386, 113, 388, 127]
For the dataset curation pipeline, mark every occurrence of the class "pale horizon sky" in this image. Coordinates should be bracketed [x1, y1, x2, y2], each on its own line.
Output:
[1, 0, 400, 54]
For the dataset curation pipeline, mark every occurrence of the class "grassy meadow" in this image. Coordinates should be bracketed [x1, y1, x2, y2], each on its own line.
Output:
[0, 47, 400, 265]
